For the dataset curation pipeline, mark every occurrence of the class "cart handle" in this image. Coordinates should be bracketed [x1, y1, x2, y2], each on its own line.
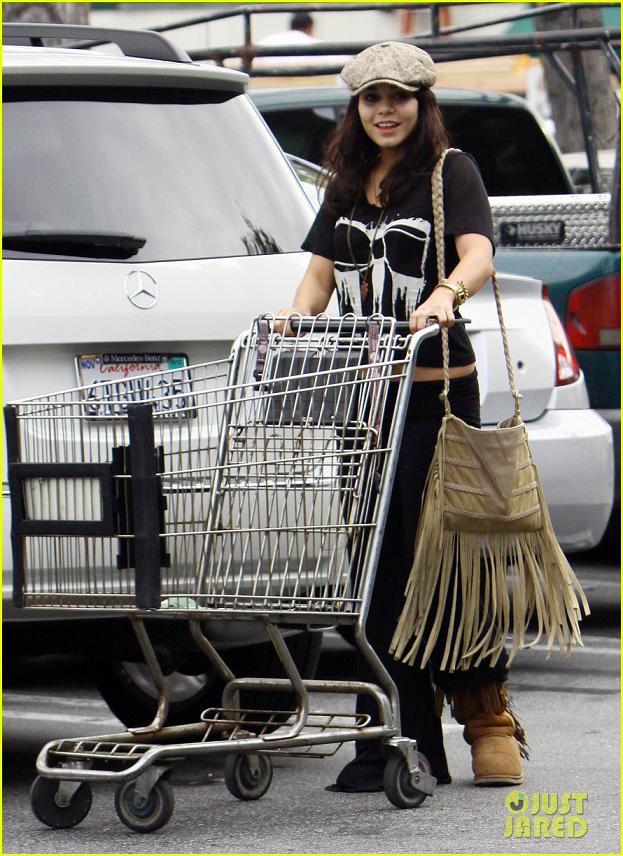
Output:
[285, 316, 469, 335]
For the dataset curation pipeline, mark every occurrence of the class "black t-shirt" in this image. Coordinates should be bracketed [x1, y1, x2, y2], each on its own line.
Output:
[301, 150, 494, 367]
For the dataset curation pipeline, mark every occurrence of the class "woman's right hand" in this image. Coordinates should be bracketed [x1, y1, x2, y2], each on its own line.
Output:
[274, 307, 305, 336]
[274, 255, 335, 334]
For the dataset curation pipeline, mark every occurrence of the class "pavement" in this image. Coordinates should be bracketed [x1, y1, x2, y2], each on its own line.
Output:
[2, 543, 619, 853]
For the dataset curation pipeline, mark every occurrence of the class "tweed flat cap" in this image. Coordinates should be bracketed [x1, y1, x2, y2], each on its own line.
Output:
[341, 41, 436, 95]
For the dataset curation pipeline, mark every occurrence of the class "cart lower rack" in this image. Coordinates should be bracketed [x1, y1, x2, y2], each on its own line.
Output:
[6, 315, 439, 832]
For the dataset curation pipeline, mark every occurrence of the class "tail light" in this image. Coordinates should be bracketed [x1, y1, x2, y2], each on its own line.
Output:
[542, 286, 580, 386]
[565, 273, 621, 350]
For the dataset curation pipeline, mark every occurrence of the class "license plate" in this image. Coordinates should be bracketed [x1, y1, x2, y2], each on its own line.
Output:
[76, 353, 192, 418]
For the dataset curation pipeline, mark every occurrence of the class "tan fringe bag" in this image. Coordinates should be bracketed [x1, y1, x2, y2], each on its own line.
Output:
[390, 149, 589, 671]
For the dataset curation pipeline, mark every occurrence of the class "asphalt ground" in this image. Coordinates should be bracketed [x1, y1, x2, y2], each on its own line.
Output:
[3, 548, 619, 854]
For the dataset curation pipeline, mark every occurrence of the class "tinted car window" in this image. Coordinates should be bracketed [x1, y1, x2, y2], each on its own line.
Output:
[260, 100, 571, 196]
[3, 88, 311, 261]
[261, 107, 338, 166]
[443, 104, 571, 196]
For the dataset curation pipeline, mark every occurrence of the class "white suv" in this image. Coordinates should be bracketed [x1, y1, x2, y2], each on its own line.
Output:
[3, 24, 318, 726]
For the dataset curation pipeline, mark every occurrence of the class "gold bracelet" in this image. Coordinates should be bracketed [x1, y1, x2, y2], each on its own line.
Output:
[435, 278, 470, 308]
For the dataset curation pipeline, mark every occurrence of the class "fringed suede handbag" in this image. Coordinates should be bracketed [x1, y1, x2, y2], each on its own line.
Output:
[390, 149, 589, 671]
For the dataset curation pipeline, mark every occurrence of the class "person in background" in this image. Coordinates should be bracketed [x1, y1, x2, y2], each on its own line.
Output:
[258, 12, 317, 46]
[276, 41, 528, 793]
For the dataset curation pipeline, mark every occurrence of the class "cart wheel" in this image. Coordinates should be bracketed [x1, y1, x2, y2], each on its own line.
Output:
[30, 776, 92, 829]
[383, 752, 432, 810]
[224, 753, 273, 800]
[114, 779, 174, 833]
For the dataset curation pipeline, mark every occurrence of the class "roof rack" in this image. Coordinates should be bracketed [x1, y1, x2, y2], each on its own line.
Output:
[189, 27, 619, 68]
[132, 2, 618, 87]
[2, 23, 192, 64]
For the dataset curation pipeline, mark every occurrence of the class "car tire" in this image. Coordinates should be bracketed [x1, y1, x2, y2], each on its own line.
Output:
[94, 629, 322, 728]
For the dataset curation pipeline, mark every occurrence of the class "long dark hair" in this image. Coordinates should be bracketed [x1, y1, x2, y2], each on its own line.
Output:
[321, 88, 449, 213]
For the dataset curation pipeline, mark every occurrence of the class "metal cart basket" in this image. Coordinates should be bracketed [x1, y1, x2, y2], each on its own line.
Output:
[5, 315, 439, 832]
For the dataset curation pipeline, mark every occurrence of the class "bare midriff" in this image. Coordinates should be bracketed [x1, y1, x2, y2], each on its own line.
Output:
[390, 361, 476, 382]
[412, 361, 476, 382]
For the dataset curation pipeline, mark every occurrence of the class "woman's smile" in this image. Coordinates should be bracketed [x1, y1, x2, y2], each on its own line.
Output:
[376, 121, 400, 132]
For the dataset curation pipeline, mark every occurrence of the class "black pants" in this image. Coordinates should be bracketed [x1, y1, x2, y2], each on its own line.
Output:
[352, 371, 508, 781]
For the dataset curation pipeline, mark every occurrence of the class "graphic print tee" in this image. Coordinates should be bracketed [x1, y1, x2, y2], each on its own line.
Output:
[302, 151, 494, 367]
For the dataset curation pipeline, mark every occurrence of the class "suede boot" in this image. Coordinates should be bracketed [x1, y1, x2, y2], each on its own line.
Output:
[445, 683, 528, 786]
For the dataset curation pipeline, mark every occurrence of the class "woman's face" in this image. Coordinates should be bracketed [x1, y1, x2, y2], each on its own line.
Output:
[357, 84, 419, 153]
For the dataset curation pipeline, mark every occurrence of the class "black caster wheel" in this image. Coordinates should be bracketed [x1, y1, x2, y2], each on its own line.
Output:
[114, 778, 174, 833]
[224, 753, 273, 800]
[30, 776, 92, 829]
[383, 752, 432, 809]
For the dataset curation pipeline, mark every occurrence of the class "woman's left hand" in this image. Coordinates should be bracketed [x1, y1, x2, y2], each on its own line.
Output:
[408, 287, 455, 332]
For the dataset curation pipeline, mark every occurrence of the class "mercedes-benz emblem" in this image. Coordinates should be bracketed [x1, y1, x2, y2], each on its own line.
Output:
[124, 270, 159, 310]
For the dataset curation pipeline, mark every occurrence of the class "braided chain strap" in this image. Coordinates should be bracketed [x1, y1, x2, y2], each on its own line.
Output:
[431, 149, 522, 420]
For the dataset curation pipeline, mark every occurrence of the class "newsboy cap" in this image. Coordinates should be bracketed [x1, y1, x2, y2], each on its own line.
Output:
[341, 41, 436, 95]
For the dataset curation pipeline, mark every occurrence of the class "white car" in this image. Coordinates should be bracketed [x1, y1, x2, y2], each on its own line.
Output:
[3, 25, 613, 725]
[3, 25, 318, 726]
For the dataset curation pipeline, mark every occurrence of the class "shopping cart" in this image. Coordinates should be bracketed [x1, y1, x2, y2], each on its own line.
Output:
[5, 314, 441, 832]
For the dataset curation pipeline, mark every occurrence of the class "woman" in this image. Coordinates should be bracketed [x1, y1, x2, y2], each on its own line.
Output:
[277, 41, 527, 791]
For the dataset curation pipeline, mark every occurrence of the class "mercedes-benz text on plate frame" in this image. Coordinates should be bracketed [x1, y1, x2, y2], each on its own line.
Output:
[124, 270, 159, 310]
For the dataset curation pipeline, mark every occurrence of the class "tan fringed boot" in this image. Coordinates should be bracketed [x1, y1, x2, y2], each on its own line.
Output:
[445, 684, 528, 786]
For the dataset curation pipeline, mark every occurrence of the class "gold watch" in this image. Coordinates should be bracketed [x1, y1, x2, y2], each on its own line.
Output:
[436, 278, 470, 308]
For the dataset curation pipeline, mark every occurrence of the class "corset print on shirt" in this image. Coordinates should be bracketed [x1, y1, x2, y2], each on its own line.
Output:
[334, 214, 432, 317]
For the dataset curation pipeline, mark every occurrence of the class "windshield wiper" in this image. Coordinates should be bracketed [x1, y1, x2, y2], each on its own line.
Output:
[3, 230, 146, 259]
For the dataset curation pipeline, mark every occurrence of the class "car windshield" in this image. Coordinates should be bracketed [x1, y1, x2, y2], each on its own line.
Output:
[3, 87, 312, 261]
